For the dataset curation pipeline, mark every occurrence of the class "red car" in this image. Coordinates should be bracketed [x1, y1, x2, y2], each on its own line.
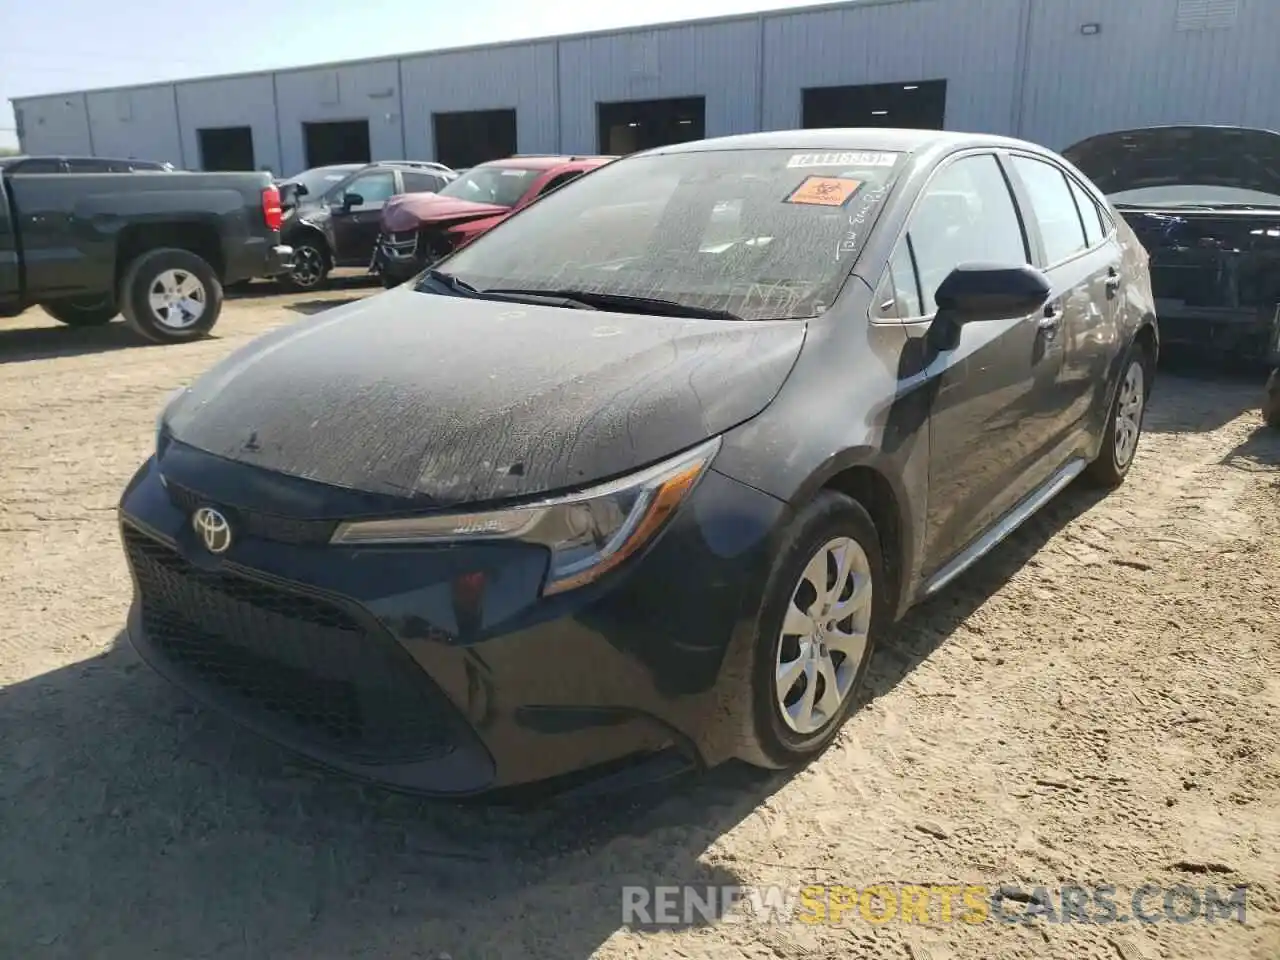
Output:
[371, 154, 615, 286]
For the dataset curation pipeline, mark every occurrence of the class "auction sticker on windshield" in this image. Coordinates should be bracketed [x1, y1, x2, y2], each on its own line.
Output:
[787, 152, 898, 169]
[785, 176, 864, 207]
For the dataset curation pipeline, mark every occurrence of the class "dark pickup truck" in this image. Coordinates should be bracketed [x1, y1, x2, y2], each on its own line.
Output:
[0, 168, 292, 343]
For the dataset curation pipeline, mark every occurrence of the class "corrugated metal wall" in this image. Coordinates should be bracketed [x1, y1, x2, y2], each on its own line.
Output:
[1020, 0, 1279, 149]
[273, 59, 406, 174]
[557, 20, 762, 152]
[84, 85, 183, 165]
[762, 0, 1027, 134]
[401, 43, 560, 160]
[11, 94, 93, 155]
[12, 0, 1280, 169]
[175, 74, 282, 174]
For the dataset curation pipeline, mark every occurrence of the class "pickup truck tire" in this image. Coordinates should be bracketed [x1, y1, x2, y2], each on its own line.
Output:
[277, 238, 330, 292]
[41, 296, 118, 327]
[119, 248, 223, 344]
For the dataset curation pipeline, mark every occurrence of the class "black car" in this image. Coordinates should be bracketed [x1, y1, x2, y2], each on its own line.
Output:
[277, 160, 456, 291]
[0, 154, 176, 173]
[1063, 125, 1280, 364]
[120, 129, 1157, 797]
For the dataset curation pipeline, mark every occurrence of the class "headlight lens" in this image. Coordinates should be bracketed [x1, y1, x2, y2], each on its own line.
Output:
[331, 436, 721, 595]
[155, 386, 185, 458]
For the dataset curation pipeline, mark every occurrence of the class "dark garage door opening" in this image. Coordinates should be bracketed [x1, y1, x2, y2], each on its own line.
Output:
[433, 109, 518, 169]
[597, 97, 705, 155]
[802, 80, 947, 130]
[303, 120, 372, 168]
[197, 126, 256, 171]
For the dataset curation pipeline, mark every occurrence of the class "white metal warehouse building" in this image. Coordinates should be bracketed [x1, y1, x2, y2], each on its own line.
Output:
[10, 0, 1278, 178]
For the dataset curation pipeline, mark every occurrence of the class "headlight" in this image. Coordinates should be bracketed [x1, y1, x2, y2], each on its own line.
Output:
[331, 436, 721, 595]
[155, 386, 185, 458]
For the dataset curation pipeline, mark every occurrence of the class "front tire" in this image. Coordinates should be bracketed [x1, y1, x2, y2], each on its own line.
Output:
[41, 296, 117, 327]
[737, 490, 886, 770]
[278, 239, 330, 292]
[119, 248, 222, 344]
[1083, 348, 1149, 488]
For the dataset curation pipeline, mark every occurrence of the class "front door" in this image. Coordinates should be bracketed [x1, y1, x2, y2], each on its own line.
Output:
[330, 170, 399, 265]
[888, 152, 1065, 573]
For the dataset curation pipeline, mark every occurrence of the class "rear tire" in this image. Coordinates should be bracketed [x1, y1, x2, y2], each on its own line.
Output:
[1083, 346, 1150, 488]
[1264, 369, 1280, 429]
[278, 239, 330, 292]
[736, 490, 886, 770]
[119, 248, 222, 344]
[41, 296, 117, 327]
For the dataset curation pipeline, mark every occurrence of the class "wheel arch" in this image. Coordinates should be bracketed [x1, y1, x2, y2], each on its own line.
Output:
[786, 450, 915, 619]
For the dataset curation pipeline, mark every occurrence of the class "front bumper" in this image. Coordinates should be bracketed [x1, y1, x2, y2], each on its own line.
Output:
[117, 446, 786, 796]
[370, 231, 442, 284]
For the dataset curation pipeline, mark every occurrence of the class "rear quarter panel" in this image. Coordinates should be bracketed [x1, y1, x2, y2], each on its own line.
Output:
[5, 171, 270, 299]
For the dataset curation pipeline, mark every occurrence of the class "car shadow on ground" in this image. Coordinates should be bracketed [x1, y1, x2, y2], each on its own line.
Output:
[285, 296, 371, 316]
[0, 483, 1109, 959]
[1220, 423, 1280, 472]
[0, 318, 162, 364]
[1147, 354, 1270, 434]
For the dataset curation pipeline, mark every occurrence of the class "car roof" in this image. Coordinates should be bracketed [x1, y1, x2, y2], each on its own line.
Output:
[480, 155, 615, 171]
[648, 128, 1040, 157]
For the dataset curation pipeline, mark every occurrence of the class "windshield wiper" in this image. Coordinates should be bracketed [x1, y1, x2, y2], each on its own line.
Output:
[482, 288, 743, 321]
[425, 268, 480, 295]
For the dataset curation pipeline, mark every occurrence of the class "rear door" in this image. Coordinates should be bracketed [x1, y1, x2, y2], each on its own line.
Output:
[331, 169, 399, 264]
[1006, 152, 1121, 452]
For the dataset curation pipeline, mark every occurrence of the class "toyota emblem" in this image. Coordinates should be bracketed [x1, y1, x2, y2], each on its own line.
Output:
[192, 506, 233, 554]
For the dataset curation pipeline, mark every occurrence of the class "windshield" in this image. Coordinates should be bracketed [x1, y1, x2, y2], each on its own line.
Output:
[437, 165, 542, 207]
[421, 148, 906, 321]
[290, 165, 360, 199]
[1111, 184, 1280, 207]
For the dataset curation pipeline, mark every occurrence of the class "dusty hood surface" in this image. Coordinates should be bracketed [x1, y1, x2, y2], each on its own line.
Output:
[1063, 125, 1280, 198]
[164, 288, 806, 505]
[380, 193, 509, 232]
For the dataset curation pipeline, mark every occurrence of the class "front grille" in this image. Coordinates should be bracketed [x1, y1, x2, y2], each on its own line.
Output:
[123, 525, 460, 765]
[380, 231, 419, 258]
[164, 480, 336, 546]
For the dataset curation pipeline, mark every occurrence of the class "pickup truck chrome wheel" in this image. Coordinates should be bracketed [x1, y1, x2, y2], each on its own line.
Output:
[119, 247, 223, 345]
[147, 269, 207, 329]
[1113, 360, 1145, 468]
[775, 535, 873, 736]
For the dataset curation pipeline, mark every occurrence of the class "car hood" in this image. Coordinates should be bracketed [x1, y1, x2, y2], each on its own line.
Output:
[1062, 125, 1280, 198]
[380, 193, 509, 232]
[164, 288, 806, 506]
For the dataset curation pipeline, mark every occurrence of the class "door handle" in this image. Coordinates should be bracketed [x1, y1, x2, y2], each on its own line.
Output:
[1038, 303, 1061, 330]
[1105, 267, 1122, 293]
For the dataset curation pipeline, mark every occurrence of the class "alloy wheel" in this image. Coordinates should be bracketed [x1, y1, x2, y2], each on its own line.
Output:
[147, 269, 207, 329]
[291, 246, 325, 288]
[775, 536, 873, 736]
[1114, 360, 1145, 468]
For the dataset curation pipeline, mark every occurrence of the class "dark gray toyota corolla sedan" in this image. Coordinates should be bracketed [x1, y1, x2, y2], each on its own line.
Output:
[119, 129, 1158, 797]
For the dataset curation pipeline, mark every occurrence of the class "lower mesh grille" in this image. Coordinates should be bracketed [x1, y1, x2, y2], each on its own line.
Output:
[123, 525, 460, 765]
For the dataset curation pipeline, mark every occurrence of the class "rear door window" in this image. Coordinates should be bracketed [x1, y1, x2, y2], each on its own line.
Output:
[1011, 155, 1089, 264]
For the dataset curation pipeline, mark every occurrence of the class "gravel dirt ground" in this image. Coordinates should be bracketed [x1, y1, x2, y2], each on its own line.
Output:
[0, 287, 1277, 960]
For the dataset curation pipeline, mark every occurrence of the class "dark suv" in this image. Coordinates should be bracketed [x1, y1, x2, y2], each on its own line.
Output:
[0, 155, 176, 173]
[276, 160, 457, 291]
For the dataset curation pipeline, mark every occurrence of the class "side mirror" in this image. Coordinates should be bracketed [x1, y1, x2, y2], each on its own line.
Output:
[340, 192, 364, 210]
[929, 262, 1051, 350]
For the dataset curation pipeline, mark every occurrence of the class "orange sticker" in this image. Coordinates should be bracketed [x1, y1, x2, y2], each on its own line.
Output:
[784, 176, 863, 207]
